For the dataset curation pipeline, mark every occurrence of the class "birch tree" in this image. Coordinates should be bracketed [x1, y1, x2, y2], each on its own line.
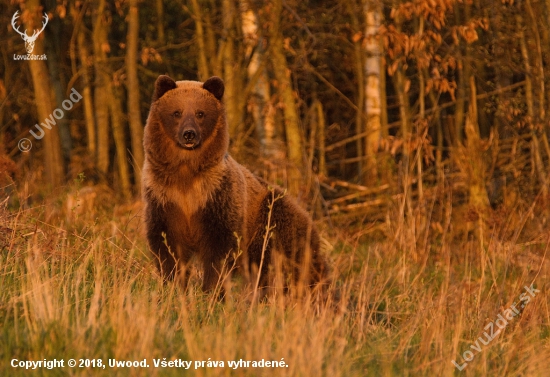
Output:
[363, 0, 382, 183]
[240, 0, 276, 158]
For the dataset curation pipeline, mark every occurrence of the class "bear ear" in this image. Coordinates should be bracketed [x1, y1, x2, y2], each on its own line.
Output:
[152, 75, 177, 102]
[203, 76, 225, 101]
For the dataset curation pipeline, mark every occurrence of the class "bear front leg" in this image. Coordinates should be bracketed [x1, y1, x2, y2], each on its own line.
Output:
[199, 219, 239, 293]
[144, 199, 178, 282]
[200, 232, 239, 293]
[146, 201, 195, 289]
[201, 252, 223, 292]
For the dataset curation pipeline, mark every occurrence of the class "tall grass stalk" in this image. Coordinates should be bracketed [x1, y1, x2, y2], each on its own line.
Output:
[1, 189, 549, 376]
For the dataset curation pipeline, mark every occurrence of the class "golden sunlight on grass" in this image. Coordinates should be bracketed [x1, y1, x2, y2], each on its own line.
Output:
[1, 186, 549, 376]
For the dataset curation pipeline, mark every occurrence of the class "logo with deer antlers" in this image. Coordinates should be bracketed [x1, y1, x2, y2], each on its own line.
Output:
[11, 11, 48, 54]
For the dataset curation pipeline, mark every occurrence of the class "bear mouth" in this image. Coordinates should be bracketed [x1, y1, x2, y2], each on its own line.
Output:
[178, 141, 200, 150]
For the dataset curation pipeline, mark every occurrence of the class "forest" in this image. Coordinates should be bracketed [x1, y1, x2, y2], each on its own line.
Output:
[1, 0, 549, 375]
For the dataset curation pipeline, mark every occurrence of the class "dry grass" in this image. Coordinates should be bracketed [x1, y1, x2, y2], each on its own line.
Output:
[1, 182, 549, 376]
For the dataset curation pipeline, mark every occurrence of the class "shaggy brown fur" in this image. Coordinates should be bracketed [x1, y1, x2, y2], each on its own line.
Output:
[142, 75, 329, 292]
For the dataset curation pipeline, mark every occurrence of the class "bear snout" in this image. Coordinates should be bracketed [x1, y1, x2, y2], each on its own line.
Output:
[178, 128, 201, 149]
[177, 123, 201, 149]
[183, 130, 196, 142]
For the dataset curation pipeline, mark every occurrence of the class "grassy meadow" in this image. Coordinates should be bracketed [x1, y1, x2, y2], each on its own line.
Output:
[4, 0, 550, 375]
[1, 178, 549, 377]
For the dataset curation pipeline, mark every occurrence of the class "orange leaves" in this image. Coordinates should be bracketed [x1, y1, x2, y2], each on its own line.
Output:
[388, 60, 404, 76]
[101, 42, 110, 54]
[352, 32, 363, 43]
[426, 76, 457, 99]
[56, 5, 67, 19]
[140, 47, 162, 66]
[383, 25, 442, 60]
[383, 0, 482, 100]
[383, 26, 428, 61]
[425, 59, 457, 98]
[462, 28, 478, 43]
[378, 120, 435, 162]
[424, 30, 442, 45]
[446, 56, 457, 70]
[451, 18, 488, 44]
[391, 0, 455, 28]
[385, 0, 489, 61]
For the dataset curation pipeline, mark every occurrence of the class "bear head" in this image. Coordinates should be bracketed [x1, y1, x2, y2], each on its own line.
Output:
[149, 75, 225, 150]
[144, 76, 228, 171]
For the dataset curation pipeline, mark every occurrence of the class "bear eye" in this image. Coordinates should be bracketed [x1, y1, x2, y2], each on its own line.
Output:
[173, 110, 182, 118]
[196, 111, 205, 119]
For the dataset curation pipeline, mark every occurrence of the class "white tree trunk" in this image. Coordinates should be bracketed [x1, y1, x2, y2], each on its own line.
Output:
[363, 1, 382, 181]
[240, 0, 276, 157]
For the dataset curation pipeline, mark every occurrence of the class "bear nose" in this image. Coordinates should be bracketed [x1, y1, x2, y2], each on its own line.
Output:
[183, 130, 196, 142]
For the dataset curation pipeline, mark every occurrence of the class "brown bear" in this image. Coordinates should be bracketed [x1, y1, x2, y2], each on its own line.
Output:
[142, 75, 329, 293]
